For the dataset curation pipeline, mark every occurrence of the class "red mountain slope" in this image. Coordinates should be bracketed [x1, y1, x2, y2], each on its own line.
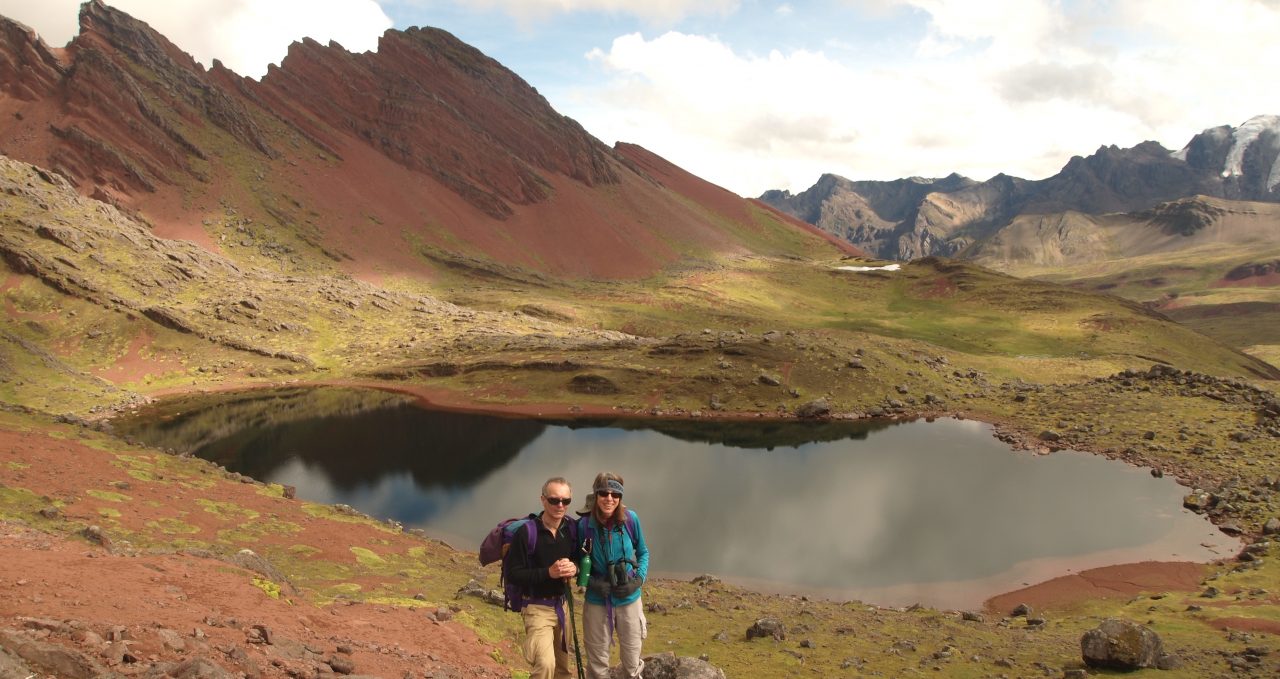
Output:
[0, 1, 857, 280]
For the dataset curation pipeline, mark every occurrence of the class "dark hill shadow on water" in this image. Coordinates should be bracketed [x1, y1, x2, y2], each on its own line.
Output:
[545, 417, 899, 449]
[114, 388, 546, 491]
[115, 388, 905, 495]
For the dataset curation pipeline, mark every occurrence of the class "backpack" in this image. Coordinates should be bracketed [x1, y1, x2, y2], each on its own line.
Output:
[479, 513, 579, 612]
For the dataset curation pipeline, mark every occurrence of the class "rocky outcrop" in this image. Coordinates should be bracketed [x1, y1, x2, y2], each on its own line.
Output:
[0, 16, 63, 100]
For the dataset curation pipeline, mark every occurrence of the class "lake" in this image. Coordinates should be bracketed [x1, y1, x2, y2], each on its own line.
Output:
[113, 387, 1236, 609]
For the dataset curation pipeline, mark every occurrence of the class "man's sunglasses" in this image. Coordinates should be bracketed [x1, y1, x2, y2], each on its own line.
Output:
[543, 496, 573, 506]
[595, 491, 622, 499]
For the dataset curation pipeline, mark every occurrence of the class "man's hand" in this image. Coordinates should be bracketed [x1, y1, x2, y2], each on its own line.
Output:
[548, 558, 578, 579]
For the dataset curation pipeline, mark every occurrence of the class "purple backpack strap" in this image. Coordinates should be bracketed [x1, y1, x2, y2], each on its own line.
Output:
[525, 516, 538, 555]
[622, 510, 637, 548]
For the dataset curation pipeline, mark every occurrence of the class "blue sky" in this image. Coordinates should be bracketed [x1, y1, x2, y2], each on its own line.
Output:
[7, 1, 1280, 196]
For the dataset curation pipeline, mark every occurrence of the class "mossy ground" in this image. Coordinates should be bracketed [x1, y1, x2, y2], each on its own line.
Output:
[1011, 243, 1280, 368]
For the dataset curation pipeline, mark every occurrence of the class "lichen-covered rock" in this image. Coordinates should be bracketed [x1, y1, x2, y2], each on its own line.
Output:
[746, 618, 786, 641]
[1080, 618, 1164, 670]
[609, 652, 726, 679]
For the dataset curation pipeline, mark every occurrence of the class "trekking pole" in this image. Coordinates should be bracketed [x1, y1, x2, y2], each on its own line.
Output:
[565, 579, 586, 679]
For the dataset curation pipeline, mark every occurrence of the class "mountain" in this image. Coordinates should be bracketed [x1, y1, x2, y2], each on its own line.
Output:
[0, 1, 856, 282]
[759, 116, 1280, 261]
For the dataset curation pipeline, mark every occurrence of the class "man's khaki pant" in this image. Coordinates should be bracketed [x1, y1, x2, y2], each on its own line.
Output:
[521, 603, 572, 679]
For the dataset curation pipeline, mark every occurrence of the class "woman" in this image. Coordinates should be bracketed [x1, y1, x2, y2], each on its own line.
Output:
[577, 472, 649, 679]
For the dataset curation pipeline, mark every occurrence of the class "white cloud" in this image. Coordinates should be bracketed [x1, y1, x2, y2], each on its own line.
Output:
[2, 0, 392, 79]
[565, 0, 1280, 195]
[775, 3, 795, 17]
[451, 0, 739, 24]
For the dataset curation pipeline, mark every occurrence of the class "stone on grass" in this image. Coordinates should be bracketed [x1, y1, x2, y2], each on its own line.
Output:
[609, 652, 725, 679]
[746, 618, 785, 641]
[1080, 618, 1164, 670]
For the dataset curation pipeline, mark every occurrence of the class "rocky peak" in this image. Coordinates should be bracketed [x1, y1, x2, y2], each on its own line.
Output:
[74, 0, 202, 76]
[251, 24, 620, 219]
[0, 16, 64, 100]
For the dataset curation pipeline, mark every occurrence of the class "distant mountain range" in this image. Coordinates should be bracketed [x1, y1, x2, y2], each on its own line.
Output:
[0, 1, 854, 281]
[759, 116, 1280, 263]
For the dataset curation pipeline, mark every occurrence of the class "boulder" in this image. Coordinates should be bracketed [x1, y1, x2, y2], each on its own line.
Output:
[0, 646, 36, 679]
[171, 657, 236, 679]
[757, 374, 782, 387]
[1182, 492, 1212, 512]
[0, 630, 107, 679]
[1080, 618, 1164, 670]
[794, 399, 831, 419]
[746, 618, 786, 641]
[609, 652, 726, 679]
[456, 579, 504, 606]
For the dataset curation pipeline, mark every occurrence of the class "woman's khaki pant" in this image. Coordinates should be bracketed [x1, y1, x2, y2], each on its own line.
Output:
[583, 598, 646, 679]
[521, 604, 572, 679]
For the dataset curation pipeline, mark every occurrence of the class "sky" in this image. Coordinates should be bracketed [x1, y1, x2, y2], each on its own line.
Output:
[5, 0, 1280, 197]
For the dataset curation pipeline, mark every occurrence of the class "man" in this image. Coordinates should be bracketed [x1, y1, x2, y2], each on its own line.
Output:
[508, 477, 580, 679]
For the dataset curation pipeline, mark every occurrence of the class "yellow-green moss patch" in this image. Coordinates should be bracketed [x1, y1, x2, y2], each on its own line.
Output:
[216, 517, 302, 544]
[256, 483, 287, 498]
[196, 498, 259, 521]
[146, 518, 200, 535]
[86, 489, 131, 502]
[350, 546, 386, 566]
[364, 595, 434, 608]
[289, 544, 322, 557]
[302, 503, 398, 533]
[97, 508, 122, 519]
[252, 577, 282, 599]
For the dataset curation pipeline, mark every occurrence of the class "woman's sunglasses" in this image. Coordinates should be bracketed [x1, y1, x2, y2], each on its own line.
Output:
[595, 491, 622, 499]
[543, 497, 573, 506]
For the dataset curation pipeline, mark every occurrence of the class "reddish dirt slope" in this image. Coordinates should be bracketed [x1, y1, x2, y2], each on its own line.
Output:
[0, 1, 851, 281]
[615, 142, 865, 257]
[0, 424, 505, 679]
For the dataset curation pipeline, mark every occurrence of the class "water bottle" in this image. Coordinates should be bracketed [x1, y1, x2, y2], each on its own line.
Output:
[577, 538, 592, 587]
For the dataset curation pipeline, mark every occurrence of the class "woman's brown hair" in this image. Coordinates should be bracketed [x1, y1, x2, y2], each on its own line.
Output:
[578, 471, 628, 525]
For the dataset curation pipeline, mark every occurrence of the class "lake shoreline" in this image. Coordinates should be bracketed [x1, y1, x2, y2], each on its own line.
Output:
[118, 378, 1238, 615]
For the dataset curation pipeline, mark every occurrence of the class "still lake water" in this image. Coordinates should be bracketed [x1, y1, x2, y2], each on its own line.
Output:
[114, 387, 1236, 609]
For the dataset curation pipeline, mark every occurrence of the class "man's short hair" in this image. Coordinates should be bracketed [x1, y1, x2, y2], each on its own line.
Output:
[542, 476, 571, 496]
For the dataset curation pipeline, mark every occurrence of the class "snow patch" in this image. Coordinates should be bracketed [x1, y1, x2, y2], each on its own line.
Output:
[1223, 114, 1280, 179]
[837, 263, 901, 272]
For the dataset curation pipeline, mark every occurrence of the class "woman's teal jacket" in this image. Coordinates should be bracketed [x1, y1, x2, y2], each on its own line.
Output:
[580, 510, 649, 607]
